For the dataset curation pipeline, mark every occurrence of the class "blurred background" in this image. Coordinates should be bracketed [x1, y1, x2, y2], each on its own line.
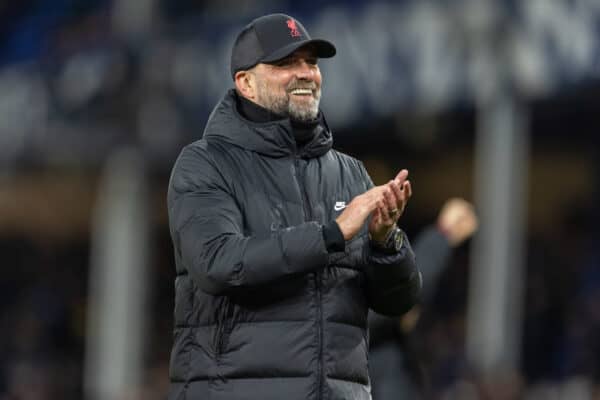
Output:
[0, 0, 598, 399]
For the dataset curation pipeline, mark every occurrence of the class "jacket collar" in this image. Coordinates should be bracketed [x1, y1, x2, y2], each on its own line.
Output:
[202, 89, 333, 158]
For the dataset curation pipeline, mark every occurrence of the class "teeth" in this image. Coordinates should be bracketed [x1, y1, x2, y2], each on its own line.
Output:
[291, 89, 313, 95]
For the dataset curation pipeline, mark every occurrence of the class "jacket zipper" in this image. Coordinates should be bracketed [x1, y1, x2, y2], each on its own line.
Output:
[216, 300, 234, 358]
[315, 270, 323, 399]
[293, 156, 323, 399]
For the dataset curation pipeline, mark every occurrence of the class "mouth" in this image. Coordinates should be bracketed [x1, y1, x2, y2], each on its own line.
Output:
[289, 88, 314, 97]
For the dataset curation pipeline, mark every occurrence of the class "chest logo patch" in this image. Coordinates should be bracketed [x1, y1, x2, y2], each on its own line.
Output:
[334, 201, 347, 211]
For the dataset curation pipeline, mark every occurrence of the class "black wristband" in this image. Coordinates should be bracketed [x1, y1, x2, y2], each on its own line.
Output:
[322, 220, 345, 253]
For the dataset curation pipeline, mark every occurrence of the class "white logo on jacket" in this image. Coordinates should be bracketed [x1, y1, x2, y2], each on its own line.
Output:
[334, 201, 346, 211]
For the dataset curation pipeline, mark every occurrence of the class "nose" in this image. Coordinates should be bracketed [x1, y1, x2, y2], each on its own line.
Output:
[294, 59, 317, 79]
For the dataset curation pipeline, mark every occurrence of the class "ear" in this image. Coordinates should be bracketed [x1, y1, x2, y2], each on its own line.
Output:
[234, 70, 256, 100]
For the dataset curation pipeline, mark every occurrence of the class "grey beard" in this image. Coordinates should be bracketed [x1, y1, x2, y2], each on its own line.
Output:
[257, 87, 321, 122]
[288, 94, 320, 122]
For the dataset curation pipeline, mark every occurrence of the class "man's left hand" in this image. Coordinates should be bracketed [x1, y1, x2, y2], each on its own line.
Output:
[368, 169, 412, 243]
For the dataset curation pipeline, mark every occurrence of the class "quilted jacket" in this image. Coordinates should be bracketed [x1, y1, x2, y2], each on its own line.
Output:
[166, 90, 421, 400]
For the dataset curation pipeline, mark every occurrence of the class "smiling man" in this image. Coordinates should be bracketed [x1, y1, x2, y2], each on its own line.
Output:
[166, 13, 422, 400]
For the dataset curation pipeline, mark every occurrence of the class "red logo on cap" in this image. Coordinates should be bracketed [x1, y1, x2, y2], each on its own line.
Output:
[287, 18, 301, 37]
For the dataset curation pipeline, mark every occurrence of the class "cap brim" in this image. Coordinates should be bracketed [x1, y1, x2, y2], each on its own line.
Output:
[260, 39, 336, 63]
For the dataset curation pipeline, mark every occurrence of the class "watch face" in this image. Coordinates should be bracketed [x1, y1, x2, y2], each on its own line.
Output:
[393, 229, 403, 251]
[372, 228, 404, 253]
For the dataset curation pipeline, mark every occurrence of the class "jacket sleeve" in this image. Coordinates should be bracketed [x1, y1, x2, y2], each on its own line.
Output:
[357, 163, 422, 316]
[368, 225, 451, 344]
[364, 231, 422, 316]
[168, 145, 329, 295]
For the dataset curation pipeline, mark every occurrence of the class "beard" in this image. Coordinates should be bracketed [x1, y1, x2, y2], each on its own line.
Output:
[255, 78, 321, 122]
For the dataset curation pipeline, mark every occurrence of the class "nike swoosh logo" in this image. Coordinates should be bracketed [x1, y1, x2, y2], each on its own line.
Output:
[334, 202, 346, 211]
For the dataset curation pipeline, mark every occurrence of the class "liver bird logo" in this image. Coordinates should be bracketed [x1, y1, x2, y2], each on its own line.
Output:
[286, 18, 302, 37]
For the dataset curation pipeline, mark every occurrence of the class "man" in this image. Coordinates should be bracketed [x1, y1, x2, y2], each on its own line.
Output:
[369, 198, 479, 399]
[166, 13, 421, 400]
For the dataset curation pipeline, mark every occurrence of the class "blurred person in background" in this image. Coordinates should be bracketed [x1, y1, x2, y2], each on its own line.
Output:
[369, 198, 478, 400]
[166, 13, 422, 400]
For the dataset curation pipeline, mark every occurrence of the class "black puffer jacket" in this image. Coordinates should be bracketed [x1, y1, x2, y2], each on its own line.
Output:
[167, 90, 421, 400]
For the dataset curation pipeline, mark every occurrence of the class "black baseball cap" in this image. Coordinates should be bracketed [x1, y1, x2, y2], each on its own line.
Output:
[230, 13, 336, 79]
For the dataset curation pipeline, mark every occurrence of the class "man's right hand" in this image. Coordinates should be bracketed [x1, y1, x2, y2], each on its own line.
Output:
[335, 185, 387, 241]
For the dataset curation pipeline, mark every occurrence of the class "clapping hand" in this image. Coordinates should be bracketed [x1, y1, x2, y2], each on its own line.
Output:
[368, 169, 412, 243]
[335, 169, 412, 242]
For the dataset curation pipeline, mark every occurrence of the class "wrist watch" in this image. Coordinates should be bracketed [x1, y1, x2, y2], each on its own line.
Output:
[371, 227, 404, 253]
